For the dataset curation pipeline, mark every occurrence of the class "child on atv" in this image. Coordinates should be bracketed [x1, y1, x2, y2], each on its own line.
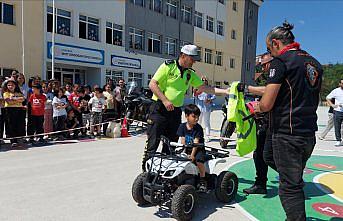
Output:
[177, 104, 207, 191]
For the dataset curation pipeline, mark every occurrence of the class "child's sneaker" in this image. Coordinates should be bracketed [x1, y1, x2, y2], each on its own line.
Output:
[199, 178, 207, 192]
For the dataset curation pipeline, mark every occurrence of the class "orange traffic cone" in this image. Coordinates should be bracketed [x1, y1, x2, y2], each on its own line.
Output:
[121, 117, 130, 137]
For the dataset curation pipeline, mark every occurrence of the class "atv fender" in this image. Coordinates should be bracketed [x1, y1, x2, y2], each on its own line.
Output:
[205, 158, 226, 174]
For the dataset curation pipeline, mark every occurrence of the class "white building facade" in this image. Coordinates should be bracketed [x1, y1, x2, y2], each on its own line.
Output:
[44, 0, 165, 88]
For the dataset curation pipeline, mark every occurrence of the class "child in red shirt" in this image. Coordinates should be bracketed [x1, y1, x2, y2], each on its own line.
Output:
[29, 84, 47, 143]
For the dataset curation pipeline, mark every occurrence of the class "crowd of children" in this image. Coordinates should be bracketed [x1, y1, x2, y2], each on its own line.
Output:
[0, 70, 127, 149]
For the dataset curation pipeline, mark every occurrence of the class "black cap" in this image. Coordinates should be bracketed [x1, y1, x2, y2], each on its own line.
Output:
[32, 84, 42, 89]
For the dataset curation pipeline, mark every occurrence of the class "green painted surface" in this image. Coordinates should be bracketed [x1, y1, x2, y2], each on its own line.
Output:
[230, 155, 343, 221]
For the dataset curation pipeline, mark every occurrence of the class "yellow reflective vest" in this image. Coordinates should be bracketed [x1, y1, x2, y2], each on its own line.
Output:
[227, 82, 256, 156]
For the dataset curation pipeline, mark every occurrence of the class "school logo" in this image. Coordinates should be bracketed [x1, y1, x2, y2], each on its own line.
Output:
[305, 62, 319, 87]
[269, 69, 276, 78]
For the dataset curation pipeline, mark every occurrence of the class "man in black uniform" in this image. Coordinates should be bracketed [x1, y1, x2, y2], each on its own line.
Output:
[243, 53, 273, 195]
[242, 22, 323, 220]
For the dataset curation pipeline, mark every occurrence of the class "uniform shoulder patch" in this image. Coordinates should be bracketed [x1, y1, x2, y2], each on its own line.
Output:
[165, 59, 175, 65]
[305, 62, 319, 87]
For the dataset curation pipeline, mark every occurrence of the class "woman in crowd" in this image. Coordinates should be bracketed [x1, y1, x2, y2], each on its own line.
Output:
[2, 79, 26, 149]
[194, 77, 216, 142]
[17, 73, 29, 100]
[42, 82, 54, 136]
[102, 84, 116, 135]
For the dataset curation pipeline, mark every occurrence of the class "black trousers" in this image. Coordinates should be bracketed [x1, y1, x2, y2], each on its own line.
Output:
[31, 115, 44, 139]
[5, 108, 26, 143]
[53, 115, 67, 137]
[142, 100, 182, 171]
[263, 133, 315, 221]
[253, 129, 268, 186]
[0, 112, 5, 139]
[27, 104, 34, 136]
[333, 110, 343, 141]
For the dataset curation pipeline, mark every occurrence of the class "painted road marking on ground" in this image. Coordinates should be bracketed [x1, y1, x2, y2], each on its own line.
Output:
[229, 155, 343, 221]
[313, 171, 343, 203]
[312, 203, 343, 218]
[314, 163, 337, 170]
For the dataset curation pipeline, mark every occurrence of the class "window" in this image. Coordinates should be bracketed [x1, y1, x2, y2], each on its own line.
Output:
[148, 32, 161, 53]
[194, 11, 203, 28]
[106, 22, 123, 46]
[79, 15, 99, 41]
[206, 16, 214, 32]
[217, 21, 224, 36]
[149, 0, 162, 13]
[247, 35, 252, 45]
[215, 81, 221, 88]
[230, 58, 235, 69]
[205, 49, 212, 64]
[249, 9, 253, 19]
[106, 70, 124, 84]
[129, 27, 144, 50]
[246, 62, 251, 71]
[179, 40, 190, 51]
[0, 3, 14, 25]
[196, 47, 202, 62]
[47, 7, 71, 36]
[218, 0, 225, 4]
[130, 0, 145, 7]
[166, 0, 177, 19]
[216, 51, 222, 66]
[0, 68, 14, 77]
[233, 1, 237, 11]
[165, 37, 176, 56]
[231, 29, 236, 39]
[181, 5, 192, 24]
[128, 72, 143, 89]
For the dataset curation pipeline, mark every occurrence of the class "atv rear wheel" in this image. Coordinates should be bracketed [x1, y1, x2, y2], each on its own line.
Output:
[171, 185, 196, 221]
[215, 171, 238, 203]
[132, 172, 149, 205]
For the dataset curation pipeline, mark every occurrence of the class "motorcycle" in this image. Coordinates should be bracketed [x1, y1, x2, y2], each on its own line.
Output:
[123, 81, 153, 129]
[219, 96, 236, 149]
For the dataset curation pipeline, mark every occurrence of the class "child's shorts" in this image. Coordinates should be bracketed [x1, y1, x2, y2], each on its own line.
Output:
[91, 112, 102, 125]
[195, 148, 206, 163]
[82, 113, 91, 126]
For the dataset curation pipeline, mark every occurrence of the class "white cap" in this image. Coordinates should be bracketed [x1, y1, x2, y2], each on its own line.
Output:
[181, 44, 200, 61]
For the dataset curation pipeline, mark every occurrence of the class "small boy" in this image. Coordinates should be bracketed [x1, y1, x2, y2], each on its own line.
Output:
[88, 88, 106, 136]
[28, 84, 47, 144]
[177, 104, 207, 191]
[78, 88, 91, 137]
[65, 109, 80, 139]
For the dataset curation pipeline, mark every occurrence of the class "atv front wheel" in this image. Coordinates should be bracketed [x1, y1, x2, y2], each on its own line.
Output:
[171, 185, 196, 221]
[132, 172, 149, 205]
[215, 171, 238, 203]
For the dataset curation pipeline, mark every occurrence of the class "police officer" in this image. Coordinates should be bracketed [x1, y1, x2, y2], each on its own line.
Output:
[142, 45, 228, 171]
[243, 53, 273, 195]
[241, 22, 323, 220]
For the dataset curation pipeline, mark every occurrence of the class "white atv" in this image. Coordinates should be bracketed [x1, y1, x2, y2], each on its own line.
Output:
[132, 136, 238, 221]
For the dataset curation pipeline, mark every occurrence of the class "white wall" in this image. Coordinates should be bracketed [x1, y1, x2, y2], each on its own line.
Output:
[45, 0, 165, 87]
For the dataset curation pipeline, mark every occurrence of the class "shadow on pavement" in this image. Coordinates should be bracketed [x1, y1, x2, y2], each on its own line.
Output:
[152, 193, 236, 220]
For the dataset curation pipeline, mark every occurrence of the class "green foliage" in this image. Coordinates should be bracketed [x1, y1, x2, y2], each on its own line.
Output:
[321, 64, 343, 101]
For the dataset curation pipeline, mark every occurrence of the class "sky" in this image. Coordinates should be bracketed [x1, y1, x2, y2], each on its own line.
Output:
[256, 0, 343, 64]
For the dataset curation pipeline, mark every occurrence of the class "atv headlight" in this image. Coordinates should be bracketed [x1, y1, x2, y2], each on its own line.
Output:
[164, 170, 176, 177]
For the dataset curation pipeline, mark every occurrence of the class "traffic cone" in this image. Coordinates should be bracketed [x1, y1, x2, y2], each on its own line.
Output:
[121, 117, 130, 137]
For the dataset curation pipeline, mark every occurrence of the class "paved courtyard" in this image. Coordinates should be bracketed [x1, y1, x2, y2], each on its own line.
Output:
[0, 107, 342, 221]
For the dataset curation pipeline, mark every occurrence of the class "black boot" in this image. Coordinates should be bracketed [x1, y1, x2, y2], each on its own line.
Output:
[243, 184, 267, 194]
